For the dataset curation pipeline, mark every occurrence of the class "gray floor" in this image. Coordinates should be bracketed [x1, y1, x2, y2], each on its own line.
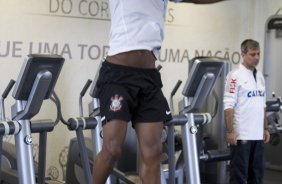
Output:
[121, 168, 282, 184]
[264, 169, 282, 184]
[225, 168, 282, 184]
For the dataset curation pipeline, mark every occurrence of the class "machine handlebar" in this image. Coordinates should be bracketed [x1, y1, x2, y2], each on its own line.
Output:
[170, 80, 182, 97]
[67, 117, 97, 131]
[0, 119, 56, 136]
[266, 97, 281, 112]
[156, 65, 162, 71]
[2, 80, 16, 99]
[0, 120, 21, 135]
[165, 113, 211, 126]
[80, 79, 92, 97]
[30, 119, 55, 133]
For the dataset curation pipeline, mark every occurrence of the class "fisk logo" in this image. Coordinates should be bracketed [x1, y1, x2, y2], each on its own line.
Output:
[229, 79, 236, 93]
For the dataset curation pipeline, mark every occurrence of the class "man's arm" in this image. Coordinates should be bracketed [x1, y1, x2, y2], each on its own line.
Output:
[263, 109, 270, 143]
[224, 108, 237, 145]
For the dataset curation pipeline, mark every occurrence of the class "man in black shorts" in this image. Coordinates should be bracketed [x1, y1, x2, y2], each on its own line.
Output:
[93, 51, 171, 184]
[93, 0, 225, 184]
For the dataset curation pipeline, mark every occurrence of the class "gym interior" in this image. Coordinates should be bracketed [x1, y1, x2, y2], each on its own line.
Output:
[0, 0, 282, 183]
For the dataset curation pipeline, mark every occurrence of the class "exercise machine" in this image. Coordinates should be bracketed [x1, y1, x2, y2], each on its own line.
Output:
[196, 58, 231, 184]
[54, 79, 97, 184]
[165, 57, 225, 184]
[263, 8, 282, 171]
[0, 54, 64, 184]
[263, 8, 282, 98]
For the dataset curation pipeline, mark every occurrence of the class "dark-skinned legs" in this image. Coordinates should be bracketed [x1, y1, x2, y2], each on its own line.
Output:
[135, 122, 164, 184]
[92, 120, 128, 184]
[92, 120, 163, 184]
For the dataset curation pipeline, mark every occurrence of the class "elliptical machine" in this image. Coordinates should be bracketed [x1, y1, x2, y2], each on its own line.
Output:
[164, 57, 226, 184]
[0, 54, 64, 184]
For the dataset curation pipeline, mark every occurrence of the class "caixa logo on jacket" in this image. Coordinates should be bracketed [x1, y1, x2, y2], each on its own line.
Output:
[247, 90, 265, 97]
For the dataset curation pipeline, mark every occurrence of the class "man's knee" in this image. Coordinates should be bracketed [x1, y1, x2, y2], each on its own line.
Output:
[142, 143, 162, 162]
[101, 142, 123, 163]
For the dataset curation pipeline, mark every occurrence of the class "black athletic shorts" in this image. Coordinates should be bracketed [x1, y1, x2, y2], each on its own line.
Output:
[96, 61, 172, 125]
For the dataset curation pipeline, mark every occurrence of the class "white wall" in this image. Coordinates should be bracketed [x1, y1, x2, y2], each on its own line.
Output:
[0, 0, 282, 181]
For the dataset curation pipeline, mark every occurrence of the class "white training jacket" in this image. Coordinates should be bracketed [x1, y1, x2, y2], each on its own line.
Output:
[107, 0, 168, 58]
[223, 64, 266, 140]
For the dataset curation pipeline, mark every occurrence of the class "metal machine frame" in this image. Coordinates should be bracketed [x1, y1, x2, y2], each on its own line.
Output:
[0, 54, 64, 184]
[166, 57, 224, 184]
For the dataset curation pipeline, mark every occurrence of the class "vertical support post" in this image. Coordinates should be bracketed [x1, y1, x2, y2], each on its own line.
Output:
[91, 98, 111, 184]
[0, 98, 4, 182]
[38, 131, 47, 184]
[76, 127, 93, 184]
[0, 135, 2, 182]
[14, 101, 36, 184]
[91, 98, 103, 157]
[181, 113, 201, 184]
[15, 115, 36, 184]
[167, 124, 175, 184]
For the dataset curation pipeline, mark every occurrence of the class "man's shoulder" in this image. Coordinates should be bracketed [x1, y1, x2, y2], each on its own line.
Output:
[256, 69, 264, 77]
[227, 67, 241, 77]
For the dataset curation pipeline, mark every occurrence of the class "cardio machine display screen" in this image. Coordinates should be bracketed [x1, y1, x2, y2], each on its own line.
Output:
[12, 54, 65, 100]
[182, 57, 224, 97]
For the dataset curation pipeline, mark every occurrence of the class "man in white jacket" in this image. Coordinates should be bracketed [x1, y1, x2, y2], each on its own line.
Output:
[224, 39, 270, 184]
